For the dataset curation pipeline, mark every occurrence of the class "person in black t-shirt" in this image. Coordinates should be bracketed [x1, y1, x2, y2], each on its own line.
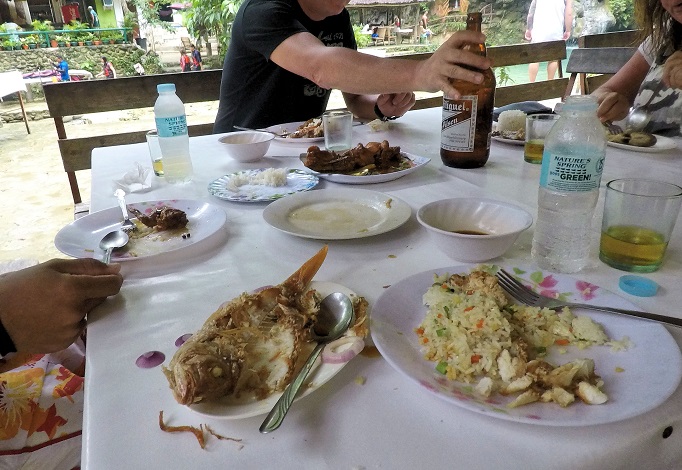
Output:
[214, 0, 492, 133]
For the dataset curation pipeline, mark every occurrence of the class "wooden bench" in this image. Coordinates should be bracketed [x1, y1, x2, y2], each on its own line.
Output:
[563, 47, 638, 98]
[43, 70, 222, 212]
[578, 29, 642, 49]
[565, 30, 643, 96]
[409, 40, 568, 110]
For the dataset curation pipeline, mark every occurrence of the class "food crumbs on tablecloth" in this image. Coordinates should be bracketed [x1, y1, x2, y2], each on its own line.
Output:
[615, 367, 625, 373]
[159, 410, 205, 449]
[205, 425, 243, 445]
[385, 198, 393, 208]
[383, 285, 391, 288]
[355, 376, 367, 385]
[388, 254, 396, 258]
[85, 249, 94, 253]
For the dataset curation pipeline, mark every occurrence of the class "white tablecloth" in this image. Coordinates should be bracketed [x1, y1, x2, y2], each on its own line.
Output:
[85, 107, 682, 469]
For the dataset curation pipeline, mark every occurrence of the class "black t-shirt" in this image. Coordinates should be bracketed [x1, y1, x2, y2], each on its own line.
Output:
[213, 0, 356, 133]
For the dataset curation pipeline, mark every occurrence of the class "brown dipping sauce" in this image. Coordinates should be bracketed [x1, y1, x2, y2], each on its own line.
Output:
[451, 230, 488, 235]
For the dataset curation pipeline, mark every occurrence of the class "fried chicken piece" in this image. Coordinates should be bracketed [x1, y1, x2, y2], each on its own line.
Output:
[303, 141, 402, 174]
[129, 206, 188, 231]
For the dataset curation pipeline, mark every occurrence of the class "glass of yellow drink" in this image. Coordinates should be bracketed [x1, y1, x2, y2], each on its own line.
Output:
[524, 114, 559, 164]
[600, 179, 682, 272]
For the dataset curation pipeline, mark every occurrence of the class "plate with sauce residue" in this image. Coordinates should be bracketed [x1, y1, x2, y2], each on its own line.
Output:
[262, 188, 411, 240]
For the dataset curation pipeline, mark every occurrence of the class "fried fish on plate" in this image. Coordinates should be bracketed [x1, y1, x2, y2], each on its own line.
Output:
[164, 245, 338, 405]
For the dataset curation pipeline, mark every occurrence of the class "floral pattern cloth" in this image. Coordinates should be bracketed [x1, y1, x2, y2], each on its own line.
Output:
[0, 338, 83, 469]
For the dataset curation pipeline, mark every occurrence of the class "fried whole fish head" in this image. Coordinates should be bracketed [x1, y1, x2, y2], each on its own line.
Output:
[163, 246, 328, 405]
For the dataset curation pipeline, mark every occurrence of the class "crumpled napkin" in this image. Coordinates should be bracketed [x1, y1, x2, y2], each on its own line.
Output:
[367, 118, 390, 132]
[113, 162, 152, 193]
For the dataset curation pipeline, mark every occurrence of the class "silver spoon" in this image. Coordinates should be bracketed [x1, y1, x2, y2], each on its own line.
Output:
[233, 125, 289, 137]
[259, 292, 354, 433]
[99, 230, 129, 264]
[624, 83, 663, 133]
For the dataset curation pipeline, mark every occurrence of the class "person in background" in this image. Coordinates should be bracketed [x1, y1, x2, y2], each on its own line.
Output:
[191, 44, 203, 71]
[87, 5, 100, 28]
[54, 55, 70, 82]
[0, 258, 123, 468]
[420, 11, 433, 39]
[180, 49, 192, 72]
[525, 0, 573, 82]
[214, 0, 492, 133]
[96, 56, 116, 79]
[592, 0, 681, 135]
[394, 15, 401, 28]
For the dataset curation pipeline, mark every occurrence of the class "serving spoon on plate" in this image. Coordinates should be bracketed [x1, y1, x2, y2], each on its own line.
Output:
[259, 292, 354, 433]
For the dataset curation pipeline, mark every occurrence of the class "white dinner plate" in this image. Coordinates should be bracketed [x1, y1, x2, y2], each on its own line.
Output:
[299, 152, 431, 184]
[265, 121, 324, 144]
[492, 135, 525, 146]
[607, 134, 677, 153]
[54, 200, 227, 262]
[189, 281, 362, 419]
[371, 265, 682, 427]
[262, 188, 411, 240]
[208, 169, 319, 203]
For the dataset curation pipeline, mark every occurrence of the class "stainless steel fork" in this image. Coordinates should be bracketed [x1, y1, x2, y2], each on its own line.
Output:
[114, 189, 137, 233]
[495, 269, 682, 327]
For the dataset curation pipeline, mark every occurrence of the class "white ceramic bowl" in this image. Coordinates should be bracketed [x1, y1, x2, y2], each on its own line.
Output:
[417, 198, 533, 262]
[218, 131, 274, 162]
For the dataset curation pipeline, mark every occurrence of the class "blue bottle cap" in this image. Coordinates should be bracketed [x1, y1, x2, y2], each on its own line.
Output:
[157, 83, 176, 93]
[618, 275, 659, 297]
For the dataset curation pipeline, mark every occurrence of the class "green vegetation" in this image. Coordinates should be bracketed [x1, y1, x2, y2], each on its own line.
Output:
[608, 0, 635, 30]
[184, 0, 242, 57]
[354, 25, 372, 48]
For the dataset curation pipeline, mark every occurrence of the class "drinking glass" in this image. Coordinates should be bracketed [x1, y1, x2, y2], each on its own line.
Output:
[322, 110, 353, 151]
[599, 178, 682, 272]
[524, 114, 559, 164]
[146, 130, 164, 176]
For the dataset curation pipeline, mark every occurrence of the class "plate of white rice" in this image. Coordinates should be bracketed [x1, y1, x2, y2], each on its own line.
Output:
[208, 168, 319, 202]
[371, 265, 682, 426]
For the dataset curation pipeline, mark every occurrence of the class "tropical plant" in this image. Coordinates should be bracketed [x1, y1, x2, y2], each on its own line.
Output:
[31, 19, 54, 32]
[354, 24, 372, 48]
[608, 0, 635, 30]
[184, 0, 243, 57]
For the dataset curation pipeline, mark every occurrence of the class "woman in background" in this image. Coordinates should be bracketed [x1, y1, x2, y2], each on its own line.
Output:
[96, 56, 116, 79]
[592, 0, 681, 135]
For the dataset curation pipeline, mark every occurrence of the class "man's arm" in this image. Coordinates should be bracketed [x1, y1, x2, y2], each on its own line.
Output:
[269, 30, 491, 101]
[563, 0, 573, 40]
[526, 0, 537, 30]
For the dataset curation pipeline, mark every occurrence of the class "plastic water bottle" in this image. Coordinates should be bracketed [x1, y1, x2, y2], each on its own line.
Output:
[531, 96, 607, 273]
[154, 83, 193, 183]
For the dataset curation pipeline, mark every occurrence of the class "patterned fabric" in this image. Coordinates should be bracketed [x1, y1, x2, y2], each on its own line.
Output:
[0, 341, 84, 469]
[637, 38, 682, 136]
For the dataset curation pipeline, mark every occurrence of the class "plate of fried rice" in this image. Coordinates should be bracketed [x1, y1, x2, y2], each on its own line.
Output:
[371, 265, 682, 426]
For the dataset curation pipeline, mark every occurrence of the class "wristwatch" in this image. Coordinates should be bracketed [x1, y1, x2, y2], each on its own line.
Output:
[374, 103, 397, 122]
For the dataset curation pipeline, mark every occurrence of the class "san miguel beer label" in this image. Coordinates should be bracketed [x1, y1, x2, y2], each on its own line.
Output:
[441, 96, 477, 152]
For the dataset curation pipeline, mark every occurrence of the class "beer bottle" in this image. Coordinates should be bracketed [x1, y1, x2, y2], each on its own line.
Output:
[440, 12, 496, 168]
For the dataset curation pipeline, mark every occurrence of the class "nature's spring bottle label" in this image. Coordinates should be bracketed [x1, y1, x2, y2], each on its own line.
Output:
[539, 151, 605, 192]
[441, 95, 478, 152]
[155, 115, 188, 138]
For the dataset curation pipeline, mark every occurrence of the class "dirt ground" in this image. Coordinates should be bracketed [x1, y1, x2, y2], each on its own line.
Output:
[0, 99, 221, 263]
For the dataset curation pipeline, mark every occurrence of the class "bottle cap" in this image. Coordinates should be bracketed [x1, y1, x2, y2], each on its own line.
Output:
[618, 275, 659, 297]
[157, 83, 176, 93]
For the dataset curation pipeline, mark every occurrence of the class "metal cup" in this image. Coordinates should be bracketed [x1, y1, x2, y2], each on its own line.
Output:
[322, 110, 353, 152]
[146, 130, 164, 176]
[599, 178, 682, 272]
[524, 114, 560, 164]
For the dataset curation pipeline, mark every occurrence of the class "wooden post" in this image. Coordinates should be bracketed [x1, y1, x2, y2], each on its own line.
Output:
[16, 91, 30, 134]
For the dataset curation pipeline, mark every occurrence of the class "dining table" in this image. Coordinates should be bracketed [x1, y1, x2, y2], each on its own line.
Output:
[81, 106, 682, 469]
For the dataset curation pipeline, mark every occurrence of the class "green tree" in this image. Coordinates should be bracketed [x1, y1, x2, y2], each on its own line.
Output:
[185, 0, 243, 57]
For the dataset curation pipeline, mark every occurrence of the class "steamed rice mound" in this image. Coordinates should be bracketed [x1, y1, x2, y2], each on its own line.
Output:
[416, 271, 616, 384]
